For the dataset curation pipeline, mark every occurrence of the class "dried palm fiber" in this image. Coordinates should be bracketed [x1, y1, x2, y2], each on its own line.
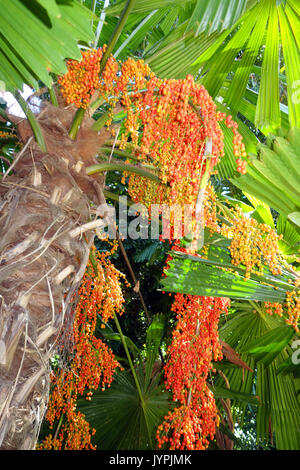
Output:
[0, 99, 111, 450]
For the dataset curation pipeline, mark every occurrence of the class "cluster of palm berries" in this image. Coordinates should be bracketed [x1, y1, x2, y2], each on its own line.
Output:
[58, 47, 104, 108]
[0, 130, 14, 139]
[285, 279, 300, 332]
[264, 301, 283, 317]
[222, 208, 300, 331]
[264, 291, 300, 332]
[203, 182, 219, 233]
[126, 74, 247, 212]
[157, 285, 230, 450]
[58, 48, 247, 200]
[222, 207, 282, 280]
[37, 367, 98, 450]
[156, 389, 219, 450]
[58, 47, 247, 249]
[38, 245, 127, 450]
[158, 227, 231, 450]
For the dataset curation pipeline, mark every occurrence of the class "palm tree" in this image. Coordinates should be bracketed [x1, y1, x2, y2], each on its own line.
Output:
[0, 0, 299, 450]
[0, 0, 117, 450]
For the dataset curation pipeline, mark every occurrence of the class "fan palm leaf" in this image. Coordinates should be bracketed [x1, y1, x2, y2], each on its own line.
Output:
[0, 0, 94, 91]
[231, 127, 300, 228]
[78, 314, 169, 450]
[218, 304, 300, 449]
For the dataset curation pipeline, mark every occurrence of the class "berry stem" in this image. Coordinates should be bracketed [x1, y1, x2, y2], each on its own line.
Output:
[98, 147, 157, 170]
[53, 413, 64, 442]
[92, 110, 111, 131]
[68, 107, 86, 140]
[86, 161, 162, 183]
[49, 86, 58, 107]
[113, 312, 145, 408]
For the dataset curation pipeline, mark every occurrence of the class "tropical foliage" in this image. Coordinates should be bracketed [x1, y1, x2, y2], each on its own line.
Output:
[0, 0, 299, 452]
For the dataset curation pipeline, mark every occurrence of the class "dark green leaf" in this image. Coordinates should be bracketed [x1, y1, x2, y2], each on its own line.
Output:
[240, 325, 296, 366]
[0, 0, 94, 91]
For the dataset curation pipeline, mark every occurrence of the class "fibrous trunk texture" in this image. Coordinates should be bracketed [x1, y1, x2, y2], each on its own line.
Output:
[0, 102, 109, 449]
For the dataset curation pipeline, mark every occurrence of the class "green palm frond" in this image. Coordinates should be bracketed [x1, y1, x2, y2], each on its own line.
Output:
[160, 243, 297, 304]
[139, 1, 254, 78]
[212, 385, 260, 405]
[78, 313, 168, 450]
[218, 305, 300, 449]
[98, 325, 140, 359]
[0, 0, 94, 91]
[145, 25, 223, 79]
[138, 0, 298, 180]
[231, 127, 300, 228]
[78, 368, 170, 450]
[185, 0, 249, 36]
[240, 325, 296, 366]
[144, 313, 165, 388]
[197, 0, 300, 130]
[277, 215, 300, 256]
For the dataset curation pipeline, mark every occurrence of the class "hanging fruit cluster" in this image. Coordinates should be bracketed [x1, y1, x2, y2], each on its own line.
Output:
[38, 245, 127, 450]
[220, 207, 300, 331]
[58, 48, 104, 108]
[154, 181, 231, 450]
[58, 49, 247, 196]
[124, 76, 247, 213]
[0, 130, 14, 139]
[221, 207, 283, 280]
[58, 47, 153, 119]
[285, 279, 300, 332]
[157, 292, 230, 450]
[264, 301, 284, 318]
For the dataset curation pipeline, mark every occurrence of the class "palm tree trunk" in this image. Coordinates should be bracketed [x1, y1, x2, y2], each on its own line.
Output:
[0, 102, 109, 449]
